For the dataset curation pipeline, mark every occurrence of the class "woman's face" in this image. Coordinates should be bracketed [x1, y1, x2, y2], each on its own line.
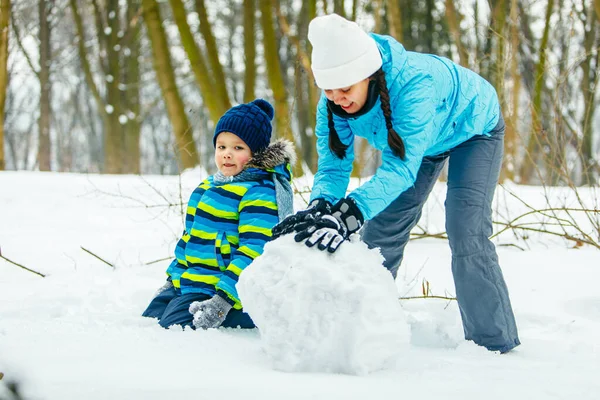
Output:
[323, 78, 370, 114]
[214, 131, 252, 176]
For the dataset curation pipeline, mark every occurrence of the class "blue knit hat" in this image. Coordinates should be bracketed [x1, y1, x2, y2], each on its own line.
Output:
[213, 99, 275, 153]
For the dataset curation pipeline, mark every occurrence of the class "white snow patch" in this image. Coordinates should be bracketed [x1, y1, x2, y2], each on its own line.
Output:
[238, 235, 409, 375]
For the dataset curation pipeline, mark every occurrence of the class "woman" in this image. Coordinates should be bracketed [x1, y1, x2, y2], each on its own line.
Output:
[273, 14, 520, 353]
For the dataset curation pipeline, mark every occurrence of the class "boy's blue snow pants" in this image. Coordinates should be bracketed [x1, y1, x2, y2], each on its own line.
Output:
[142, 286, 255, 329]
[361, 115, 520, 353]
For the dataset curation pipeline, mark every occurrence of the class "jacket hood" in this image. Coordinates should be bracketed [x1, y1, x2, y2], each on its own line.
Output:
[245, 139, 296, 171]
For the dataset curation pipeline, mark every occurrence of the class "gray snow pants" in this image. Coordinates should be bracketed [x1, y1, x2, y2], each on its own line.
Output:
[361, 115, 520, 353]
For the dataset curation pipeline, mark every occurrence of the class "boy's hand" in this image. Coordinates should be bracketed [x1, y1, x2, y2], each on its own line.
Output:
[271, 198, 332, 239]
[189, 295, 233, 330]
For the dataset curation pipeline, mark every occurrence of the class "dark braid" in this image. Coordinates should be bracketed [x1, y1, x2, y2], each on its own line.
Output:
[374, 69, 406, 160]
[327, 104, 349, 159]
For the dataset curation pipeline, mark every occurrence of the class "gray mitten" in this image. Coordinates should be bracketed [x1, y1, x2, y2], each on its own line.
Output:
[189, 295, 233, 330]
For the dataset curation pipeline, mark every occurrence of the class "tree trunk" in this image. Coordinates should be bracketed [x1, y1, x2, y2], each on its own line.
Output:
[195, 0, 231, 110]
[243, 0, 256, 103]
[492, 0, 508, 105]
[123, 0, 142, 174]
[387, 0, 402, 41]
[444, 0, 469, 67]
[351, 0, 358, 20]
[70, 0, 109, 171]
[580, 4, 598, 185]
[168, 0, 223, 123]
[502, 0, 520, 181]
[143, 0, 199, 170]
[104, 0, 123, 174]
[259, 0, 300, 174]
[38, 0, 51, 171]
[306, 0, 317, 131]
[519, 0, 554, 183]
[258, 0, 289, 137]
[333, 0, 345, 18]
[0, 0, 10, 171]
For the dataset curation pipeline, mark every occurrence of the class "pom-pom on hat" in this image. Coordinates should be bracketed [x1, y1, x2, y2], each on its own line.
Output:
[308, 13, 382, 90]
[213, 99, 275, 153]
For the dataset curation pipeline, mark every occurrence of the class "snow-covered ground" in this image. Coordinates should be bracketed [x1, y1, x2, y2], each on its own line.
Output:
[1, 170, 599, 399]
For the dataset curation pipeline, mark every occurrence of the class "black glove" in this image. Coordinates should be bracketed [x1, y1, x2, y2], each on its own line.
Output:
[294, 197, 364, 253]
[272, 198, 332, 239]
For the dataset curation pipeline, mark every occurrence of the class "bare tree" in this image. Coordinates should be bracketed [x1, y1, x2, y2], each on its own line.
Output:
[243, 0, 256, 103]
[38, 0, 52, 171]
[194, 0, 231, 111]
[0, 0, 10, 171]
[387, 0, 402, 41]
[168, 0, 225, 123]
[519, 0, 555, 183]
[259, 1, 292, 141]
[142, 0, 199, 170]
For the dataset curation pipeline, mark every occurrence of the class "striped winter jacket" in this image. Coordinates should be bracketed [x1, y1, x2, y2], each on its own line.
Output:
[166, 140, 295, 309]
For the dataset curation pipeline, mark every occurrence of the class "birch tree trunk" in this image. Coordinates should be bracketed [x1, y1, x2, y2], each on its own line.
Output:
[143, 0, 199, 169]
[0, 0, 9, 171]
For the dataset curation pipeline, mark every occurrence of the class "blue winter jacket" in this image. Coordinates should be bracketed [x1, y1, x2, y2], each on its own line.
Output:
[309, 34, 500, 220]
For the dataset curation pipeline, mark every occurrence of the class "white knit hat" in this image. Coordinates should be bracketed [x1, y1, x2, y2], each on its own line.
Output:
[308, 14, 382, 90]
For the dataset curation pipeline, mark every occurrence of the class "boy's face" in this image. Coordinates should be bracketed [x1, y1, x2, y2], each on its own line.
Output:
[214, 131, 252, 176]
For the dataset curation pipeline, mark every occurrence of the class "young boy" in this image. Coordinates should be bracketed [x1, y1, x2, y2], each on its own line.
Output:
[143, 99, 295, 330]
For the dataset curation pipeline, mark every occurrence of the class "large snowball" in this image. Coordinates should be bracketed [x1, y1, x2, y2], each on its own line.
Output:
[237, 234, 410, 375]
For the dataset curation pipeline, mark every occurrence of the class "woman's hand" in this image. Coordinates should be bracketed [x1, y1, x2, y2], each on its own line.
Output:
[294, 197, 364, 253]
[271, 198, 332, 239]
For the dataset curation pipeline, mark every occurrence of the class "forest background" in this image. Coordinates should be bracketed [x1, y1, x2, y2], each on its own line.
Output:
[0, 0, 599, 187]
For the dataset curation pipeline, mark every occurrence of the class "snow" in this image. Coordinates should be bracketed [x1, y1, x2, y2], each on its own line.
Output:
[1, 170, 600, 399]
[238, 235, 409, 375]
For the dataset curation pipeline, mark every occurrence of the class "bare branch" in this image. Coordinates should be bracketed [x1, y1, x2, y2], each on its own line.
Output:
[0, 247, 46, 277]
[80, 246, 114, 268]
[10, 12, 39, 78]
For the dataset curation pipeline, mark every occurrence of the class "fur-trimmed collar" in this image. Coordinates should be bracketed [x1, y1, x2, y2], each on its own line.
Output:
[245, 139, 296, 171]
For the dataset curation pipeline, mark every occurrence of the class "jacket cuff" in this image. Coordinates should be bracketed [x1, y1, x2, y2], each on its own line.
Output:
[216, 290, 237, 307]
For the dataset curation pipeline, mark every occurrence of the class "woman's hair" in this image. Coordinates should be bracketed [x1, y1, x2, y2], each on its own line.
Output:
[327, 68, 406, 160]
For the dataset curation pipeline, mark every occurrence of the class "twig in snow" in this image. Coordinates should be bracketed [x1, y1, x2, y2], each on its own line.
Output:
[145, 256, 172, 265]
[399, 295, 456, 301]
[80, 246, 114, 268]
[0, 247, 46, 278]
